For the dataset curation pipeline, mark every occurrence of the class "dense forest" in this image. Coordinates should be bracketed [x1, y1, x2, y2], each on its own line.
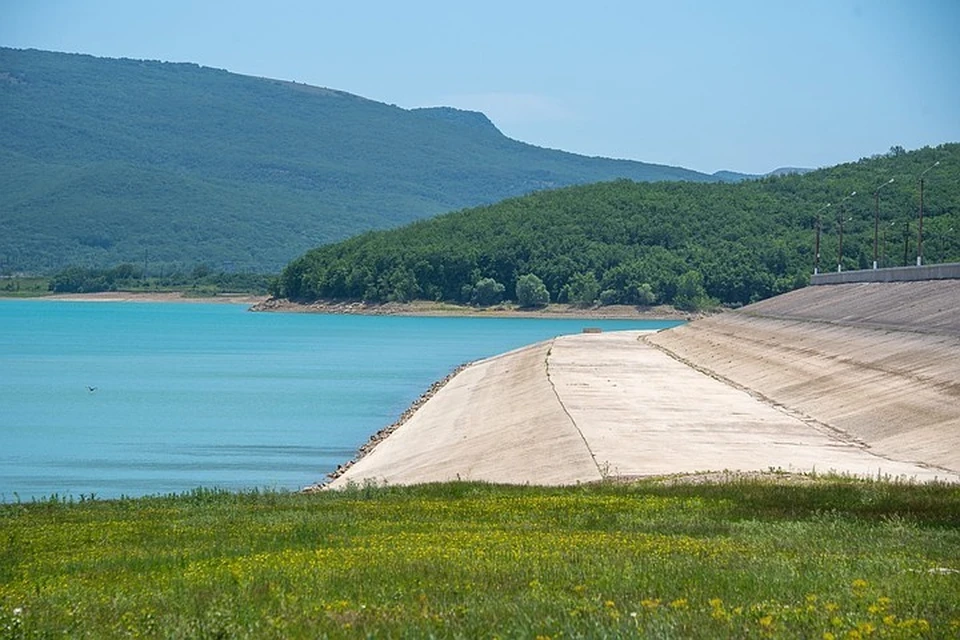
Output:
[276, 144, 958, 309]
[1, 47, 745, 274]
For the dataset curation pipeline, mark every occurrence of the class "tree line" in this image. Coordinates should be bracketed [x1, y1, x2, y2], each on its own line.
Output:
[49, 264, 274, 295]
[274, 144, 958, 310]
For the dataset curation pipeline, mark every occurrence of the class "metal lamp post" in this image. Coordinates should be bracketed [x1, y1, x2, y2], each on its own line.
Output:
[881, 220, 896, 267]
[813, 203, 831, 275]
[873, 178, 894, 269]
[902, 220, 911, 266]
[917, 160, 940, 266]
[836, 191, 857, 272]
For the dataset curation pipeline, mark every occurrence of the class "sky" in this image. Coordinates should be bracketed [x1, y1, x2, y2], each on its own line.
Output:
[1, 0, 958, 175]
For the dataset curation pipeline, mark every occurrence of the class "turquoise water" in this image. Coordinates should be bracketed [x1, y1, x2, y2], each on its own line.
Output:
[0, 301, 681, 501]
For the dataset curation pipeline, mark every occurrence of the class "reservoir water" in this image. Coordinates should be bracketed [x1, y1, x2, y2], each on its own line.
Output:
[0, 300, 681, 501]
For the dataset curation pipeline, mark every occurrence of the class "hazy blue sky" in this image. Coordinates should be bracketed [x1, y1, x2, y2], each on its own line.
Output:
[2, 0, 958, 174]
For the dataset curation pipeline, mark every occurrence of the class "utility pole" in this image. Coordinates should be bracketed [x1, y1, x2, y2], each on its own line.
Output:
[873, 179, 894, 269]
[917, 160, 940, 266]
[813, 203, 831, 275]
[836, 191, 857, 272]
[903, 221, 911, 267]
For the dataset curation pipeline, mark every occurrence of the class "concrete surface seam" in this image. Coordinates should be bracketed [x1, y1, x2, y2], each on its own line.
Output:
[640, 334, 866, 447]
[740, 310, 959, 339]
[709, 323, 957, 391]
[543, 339, 604, 479]
[642, 335, 959, 476]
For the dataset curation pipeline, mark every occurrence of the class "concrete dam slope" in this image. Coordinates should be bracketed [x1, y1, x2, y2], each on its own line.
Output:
[329, 341, 603, 488]
[331, 280, 959, 488]
[647, 280, 960, 474]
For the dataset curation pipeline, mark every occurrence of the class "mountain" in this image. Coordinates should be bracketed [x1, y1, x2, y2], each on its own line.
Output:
[1, 47, 725, 274]
[711, 170, 757, 182]
[711, 167, 813, 182]
[764, 167, 813, 177]
[275, 144, 958, 308]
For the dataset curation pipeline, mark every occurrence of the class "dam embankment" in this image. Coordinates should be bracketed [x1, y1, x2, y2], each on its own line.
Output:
[646, 280, 960, 473]
[330, 280, 960, 488]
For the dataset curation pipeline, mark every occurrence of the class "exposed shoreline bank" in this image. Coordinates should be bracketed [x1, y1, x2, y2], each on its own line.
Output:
[252, 297, 697, 320]
[12, 292, 700, 320]
[21, 291, 270, 305]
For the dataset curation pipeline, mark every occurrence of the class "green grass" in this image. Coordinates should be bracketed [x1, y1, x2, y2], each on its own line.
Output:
[0, 277, 49, 298]
[2, 479, 959, 638]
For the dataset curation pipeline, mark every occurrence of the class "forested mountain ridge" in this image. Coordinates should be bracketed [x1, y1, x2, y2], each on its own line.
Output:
[1, 47, 726, 274]
[276, 144, 958, 309]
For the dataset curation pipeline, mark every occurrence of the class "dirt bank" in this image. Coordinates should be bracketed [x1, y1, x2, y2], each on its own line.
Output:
[252, 297, 695, 320]
[40, 291, 269, 305]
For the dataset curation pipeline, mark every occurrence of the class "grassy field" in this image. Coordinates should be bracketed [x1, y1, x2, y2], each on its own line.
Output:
[0, 277, 49, 298]
[2, 478, 959, 639]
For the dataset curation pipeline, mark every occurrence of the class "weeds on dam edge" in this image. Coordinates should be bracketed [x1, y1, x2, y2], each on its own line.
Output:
[1, 477, 959, 639]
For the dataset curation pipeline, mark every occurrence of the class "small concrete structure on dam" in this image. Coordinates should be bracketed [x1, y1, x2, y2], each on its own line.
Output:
[329, 273, 960, 488]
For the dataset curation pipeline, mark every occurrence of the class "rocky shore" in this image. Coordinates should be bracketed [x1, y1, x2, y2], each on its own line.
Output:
[252, 297, 696, 320]
[304, 362, 471, 491]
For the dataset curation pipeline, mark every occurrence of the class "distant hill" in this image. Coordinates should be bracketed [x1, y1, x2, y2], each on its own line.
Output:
[276, 144, 958, 308]
[712, 167, 813, 182]
[1, 47, 727, 274]
[765, 166, 814, 177]
[711, 170, 756, 182]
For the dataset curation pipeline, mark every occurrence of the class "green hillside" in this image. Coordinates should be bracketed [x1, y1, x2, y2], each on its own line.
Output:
[0, 47, 723, 274]
[276, 144, 959, 308]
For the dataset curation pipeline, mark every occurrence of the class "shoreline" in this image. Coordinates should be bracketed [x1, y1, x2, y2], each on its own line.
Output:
[305, 362, 471, 491]
[13, 293, 703, 320]
[23, 291, 270, 305]
[252, 297, 699, 320]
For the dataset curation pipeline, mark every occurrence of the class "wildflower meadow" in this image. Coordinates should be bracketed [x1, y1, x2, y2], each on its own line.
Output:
[1, 478, 958, 638]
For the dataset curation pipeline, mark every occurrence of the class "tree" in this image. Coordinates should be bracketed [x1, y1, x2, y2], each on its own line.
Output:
[564, 271, 600, 306]
[636, 283, 657, 306]
[386, 267, 418, 302]
[472, 277, 505, 306]
[673, 270, 710, 311]
[515, 274, 549, 307]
